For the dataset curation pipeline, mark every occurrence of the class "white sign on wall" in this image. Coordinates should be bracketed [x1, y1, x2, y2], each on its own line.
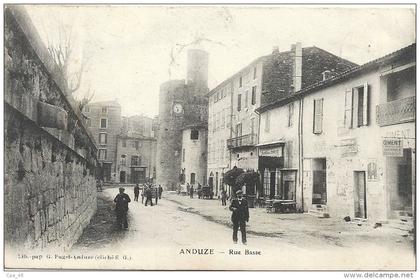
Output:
[382, 138, 403, 157]
[259, 146, 283, 157]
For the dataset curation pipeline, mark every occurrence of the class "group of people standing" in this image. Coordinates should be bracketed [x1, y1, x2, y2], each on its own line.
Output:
[113, 183, 249, 245]
[133, 183, 163, 206]
[186, 183, 200, 198]
[113, 184, 163, 230]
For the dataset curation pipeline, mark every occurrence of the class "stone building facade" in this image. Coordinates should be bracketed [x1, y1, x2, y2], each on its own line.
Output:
[207, 80, 234, 196]
[116, 115, 157, 184]
[156, 49, 209, 190]
[207, 43, 357, 196]
[181, 124, 208, 187]
[83, 100, 122, 182]
[256, 43, 415, 221]
[4, 6, 97, 256]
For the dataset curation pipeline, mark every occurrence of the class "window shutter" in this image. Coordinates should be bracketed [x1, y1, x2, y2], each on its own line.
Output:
[344, 89, 353, 129]
[352, 88, 359, 128]
[313, 100, 317, 133]
[313, 99, 323, 134]
[319, 99, 323, 133]
[363, 82, 369, 126]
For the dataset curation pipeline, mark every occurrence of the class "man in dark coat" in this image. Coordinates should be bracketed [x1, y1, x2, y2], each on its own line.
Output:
[189, 184, 194, 198]
[145, 185, 154, 206]
[114, 187, 131, 229]
[221, 188, 227, 206]
[158, 185, 163, 199]
[229, 190, 249, 245]
[134, 184, 140, 202]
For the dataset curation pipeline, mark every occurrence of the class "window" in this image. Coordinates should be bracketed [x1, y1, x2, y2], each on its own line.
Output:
[131, 140, 140, 149]
[131, 155, 140, 166]
[253, 66, 257, 79]
[313, 99, 323, 134]
[122, 139, 127, 147]
[120, 155, 126, 166]
[86, 118, 91, 127]
[182, 148, 186, 162]
[208, 143, 212, 163]
[221, 109, 225, 129]
[101, 107, 108, 114]
[99, 133, 107, 144]
[251, 118, 256, 135]
[216, 91, 220, 101]
[288, 103, 294, 127]
[237, 94, 242, 111]
[251, 86, 257, 105]
[100, 118, 107, 128]
[236, 123, 242, 138]
[226, 108, 230, 129]
[239, 76, 243, 88]
[245, 90, 249, 108]
[84, 106, 90, 113]
[344, 83, 370, 128]
[264, 112, 270, 132]
[190, 129, 199, 140]
[213, 94, 217, 104]
[98, 149, 107, 160]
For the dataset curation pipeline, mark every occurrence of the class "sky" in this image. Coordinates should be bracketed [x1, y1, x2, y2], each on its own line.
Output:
[25, 5, 415, 118]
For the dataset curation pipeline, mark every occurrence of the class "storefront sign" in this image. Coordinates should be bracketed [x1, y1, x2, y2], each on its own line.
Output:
[382, 139, 403, 157]
[133, 167, 144, 171]
[259, 146, 283, 157]
[340, 138, 358, 157]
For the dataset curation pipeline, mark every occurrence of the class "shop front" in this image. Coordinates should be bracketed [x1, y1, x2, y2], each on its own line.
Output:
[257, 142, 298, 212]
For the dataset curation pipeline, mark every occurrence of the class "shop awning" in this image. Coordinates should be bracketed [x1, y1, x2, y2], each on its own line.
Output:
[256, 140, 286, 148]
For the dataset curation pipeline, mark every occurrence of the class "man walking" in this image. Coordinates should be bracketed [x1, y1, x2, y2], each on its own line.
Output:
[145, 185, 154, 206]
[141, 184, 146, 204]
[134, 184, 140, 202]
[158, 185, 163, 199]
[229, 190, 249, 245]
[189, 184, 194, 198]
[221, 188, 227, 206]
[114, 187, 131, 229]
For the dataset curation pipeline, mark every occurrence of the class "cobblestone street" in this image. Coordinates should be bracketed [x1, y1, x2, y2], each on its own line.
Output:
[70, 187, 415, 270]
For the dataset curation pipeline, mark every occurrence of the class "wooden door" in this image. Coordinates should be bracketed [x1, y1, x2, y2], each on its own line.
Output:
[354, 171, 367, 219]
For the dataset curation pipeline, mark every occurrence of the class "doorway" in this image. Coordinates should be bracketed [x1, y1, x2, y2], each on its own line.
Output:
[387, 148, 413, 218]
[354, 171, 367, 219]
[120, 171, 126, 183]
[270, 171, 276, 198]
[312, 158, 327, 204]
[190, 173, 196, 185]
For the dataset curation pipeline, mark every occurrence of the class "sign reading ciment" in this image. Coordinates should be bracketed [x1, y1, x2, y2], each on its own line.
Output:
[382, 138, 403, 157]
[259, 146, 283, 157]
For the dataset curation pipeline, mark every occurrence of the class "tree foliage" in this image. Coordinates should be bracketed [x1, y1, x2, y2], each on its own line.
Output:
[46, 21, 94, 110]
[236, 170, 261, 195]
[223, 166, 244, 187]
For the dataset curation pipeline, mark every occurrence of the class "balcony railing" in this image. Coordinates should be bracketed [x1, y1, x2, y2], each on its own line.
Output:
[376, 96, 415, 127]
[227, 133, 257, 149]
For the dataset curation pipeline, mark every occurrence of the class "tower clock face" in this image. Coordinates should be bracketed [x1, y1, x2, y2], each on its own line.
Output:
[173, 103, 183, 114]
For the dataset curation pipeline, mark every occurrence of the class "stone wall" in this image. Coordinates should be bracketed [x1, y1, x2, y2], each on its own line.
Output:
[4, 6, 97, 251]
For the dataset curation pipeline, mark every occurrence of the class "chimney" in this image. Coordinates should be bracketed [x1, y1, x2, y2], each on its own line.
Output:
[322, 70, 333, 81]
[292, 42, 302, 92]
[272, 46, 279, 54]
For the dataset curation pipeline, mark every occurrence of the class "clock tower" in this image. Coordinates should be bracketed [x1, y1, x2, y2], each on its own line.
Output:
[156, 49, 209, 190]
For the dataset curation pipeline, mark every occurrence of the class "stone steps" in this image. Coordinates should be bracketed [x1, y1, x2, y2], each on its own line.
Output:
[307, 204, 330, 218]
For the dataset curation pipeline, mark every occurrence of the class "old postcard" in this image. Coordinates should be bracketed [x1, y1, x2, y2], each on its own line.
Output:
[3, 4, 416, 271]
